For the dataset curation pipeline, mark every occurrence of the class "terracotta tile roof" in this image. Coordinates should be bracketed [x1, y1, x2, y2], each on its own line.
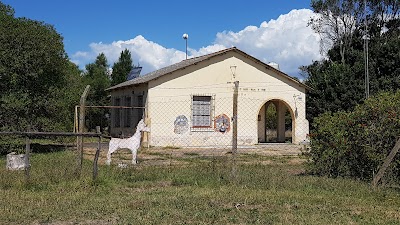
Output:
[107, 47, 310, 91]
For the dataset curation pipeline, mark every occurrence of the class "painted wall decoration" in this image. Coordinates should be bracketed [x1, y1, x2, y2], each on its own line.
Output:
[174, 115, 189, 134]
[214, 114, 230, 133]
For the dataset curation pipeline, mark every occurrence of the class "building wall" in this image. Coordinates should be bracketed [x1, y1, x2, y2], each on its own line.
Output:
[110, 84, 148, 137]
[145, 51, 309, 147]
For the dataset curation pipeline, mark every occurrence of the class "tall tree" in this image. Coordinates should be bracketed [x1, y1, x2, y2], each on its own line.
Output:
[58, 61, 85, 131]
[0, 2, 80, 132]
[0, 1, 14, 17]
[309, 0, 365, 64]
[83, 53, 111, 131]
[304, 0, 400, 123]
[369, 0, 399, 27]
[111, 49, 133, 86]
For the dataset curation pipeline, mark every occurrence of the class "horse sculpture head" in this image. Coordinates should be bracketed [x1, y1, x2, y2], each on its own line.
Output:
[136, 119, 150, 133]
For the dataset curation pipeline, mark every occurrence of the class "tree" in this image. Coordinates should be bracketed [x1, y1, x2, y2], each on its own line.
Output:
[0, 2, 80, 132]
[0, 1, 14, 17]
[309, 0, 365, 64]
[111, 49, 133, 86]
[304, 0, 400, 123]
[302, 0, 400, 183]
[58, 61, 85, 131]
[307, 91, 400, 182]
[304, 61, 365, 123]
[83, 53, 111, 131]
[368, 0, 399, 27]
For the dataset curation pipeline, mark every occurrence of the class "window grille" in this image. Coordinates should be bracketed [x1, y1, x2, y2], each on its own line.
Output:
[124, 96, 131, 127]
[114, 98, 121, 128]
[192, 96, 212, 129]
[137, 95, 144, 120]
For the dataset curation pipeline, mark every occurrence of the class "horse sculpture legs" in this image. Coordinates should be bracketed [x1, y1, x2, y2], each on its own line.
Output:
[105, 147, 137, 165]
[106, 119, 150, 165]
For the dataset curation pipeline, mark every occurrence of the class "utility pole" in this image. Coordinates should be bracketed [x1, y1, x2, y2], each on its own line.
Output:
[232, 81, 239, 154]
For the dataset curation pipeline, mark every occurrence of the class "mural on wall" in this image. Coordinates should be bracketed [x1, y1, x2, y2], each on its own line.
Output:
[174, 115, 189, 134]
[214, 114, 230, 133]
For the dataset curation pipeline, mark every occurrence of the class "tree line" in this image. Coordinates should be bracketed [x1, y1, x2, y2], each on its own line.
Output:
[0, 2, 134, 134]
[304, 0, 399, 122]
[303, 0, 400, 183]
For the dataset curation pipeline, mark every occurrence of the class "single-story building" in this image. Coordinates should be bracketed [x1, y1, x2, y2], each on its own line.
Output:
[107, 47, 309, 147]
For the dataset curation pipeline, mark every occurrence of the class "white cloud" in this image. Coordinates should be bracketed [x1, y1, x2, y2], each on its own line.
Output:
[71, 9, 322, 77]
[189, 44, 227, 57]
[72, 36, 185, 74]
[214, 9, 322, 75]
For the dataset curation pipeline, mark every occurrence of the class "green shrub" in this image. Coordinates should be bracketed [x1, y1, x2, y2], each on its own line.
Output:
[0, 136, 25, 155]
[0, 136, 72, 155]
[307, 91, 400, 182]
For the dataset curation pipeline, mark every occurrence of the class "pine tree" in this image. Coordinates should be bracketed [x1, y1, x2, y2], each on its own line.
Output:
[111, 49, 133, 86]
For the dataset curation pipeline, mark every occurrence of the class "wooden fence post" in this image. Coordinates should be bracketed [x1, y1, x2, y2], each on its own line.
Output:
[372, 137, 400, 188]
[93, 126, 101, 180]
[24, 136, 31, 183]
[231, 81, 239, 180]
[232, 81, 239, 155]
[76, 85, 90, 177]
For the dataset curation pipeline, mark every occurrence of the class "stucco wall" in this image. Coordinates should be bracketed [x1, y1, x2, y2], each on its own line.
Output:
[145, 51, 309, 147]
[110, 84, 148, 137]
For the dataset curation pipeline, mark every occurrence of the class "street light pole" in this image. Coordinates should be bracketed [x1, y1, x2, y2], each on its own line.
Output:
[182, 33, 188, 59]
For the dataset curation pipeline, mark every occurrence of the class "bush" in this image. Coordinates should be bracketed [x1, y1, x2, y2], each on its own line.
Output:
[0, 136, 25, 155]
[307, 91, 400, 182]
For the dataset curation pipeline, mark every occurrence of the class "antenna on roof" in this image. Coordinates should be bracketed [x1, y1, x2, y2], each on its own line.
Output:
[182, 33, 188, 60]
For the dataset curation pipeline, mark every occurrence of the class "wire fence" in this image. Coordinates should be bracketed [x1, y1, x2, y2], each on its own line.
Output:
[146, 97, 308, 149]
[0, 131, 103, 184]
[2, 93, 399, 188]
[100, 94, 310, 168]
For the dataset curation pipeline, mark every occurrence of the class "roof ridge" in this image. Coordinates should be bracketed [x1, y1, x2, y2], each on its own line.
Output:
[107, 46, 310, 91]
[182, 46, 236, 61]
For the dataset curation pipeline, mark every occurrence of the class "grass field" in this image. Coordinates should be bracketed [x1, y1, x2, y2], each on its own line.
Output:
[1, 150, 399, 224]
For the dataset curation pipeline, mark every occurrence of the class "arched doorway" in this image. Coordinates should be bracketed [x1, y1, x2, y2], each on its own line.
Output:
[257, 99, 294, 143]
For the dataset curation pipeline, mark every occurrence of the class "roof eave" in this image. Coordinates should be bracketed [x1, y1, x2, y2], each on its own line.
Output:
[106, 47, 312, 92]
[232, 48, 312, 91]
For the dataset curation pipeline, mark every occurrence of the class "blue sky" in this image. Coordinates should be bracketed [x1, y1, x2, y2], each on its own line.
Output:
[3, 0, 321, 77]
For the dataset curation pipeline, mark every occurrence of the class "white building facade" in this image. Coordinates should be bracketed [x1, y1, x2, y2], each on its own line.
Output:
[108, 47, 309, 148]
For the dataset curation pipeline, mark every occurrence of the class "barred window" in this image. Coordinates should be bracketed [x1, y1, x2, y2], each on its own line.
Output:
[192, 96, 212, 128]
[124, 96, 131, 127]
[114, 98, 121, 128]
[137, 95, 144, 120]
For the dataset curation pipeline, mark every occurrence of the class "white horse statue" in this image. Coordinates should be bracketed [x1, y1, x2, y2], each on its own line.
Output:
[106, 119, 150, 165]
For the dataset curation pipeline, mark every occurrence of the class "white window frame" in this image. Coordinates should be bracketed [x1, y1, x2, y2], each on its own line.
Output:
[191, 95, 214, 131]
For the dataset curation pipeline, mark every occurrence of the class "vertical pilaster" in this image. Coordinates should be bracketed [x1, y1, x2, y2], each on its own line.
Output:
[277, 101, 286, 142]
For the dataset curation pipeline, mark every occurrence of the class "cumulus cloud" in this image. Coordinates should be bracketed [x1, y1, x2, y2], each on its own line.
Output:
[72, 36, 185, 74]
[71, 9, 322, 77]
[214, 9, 322, 75]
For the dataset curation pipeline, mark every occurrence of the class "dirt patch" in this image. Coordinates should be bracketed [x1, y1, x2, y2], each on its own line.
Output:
[83, 144, 305, 167]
